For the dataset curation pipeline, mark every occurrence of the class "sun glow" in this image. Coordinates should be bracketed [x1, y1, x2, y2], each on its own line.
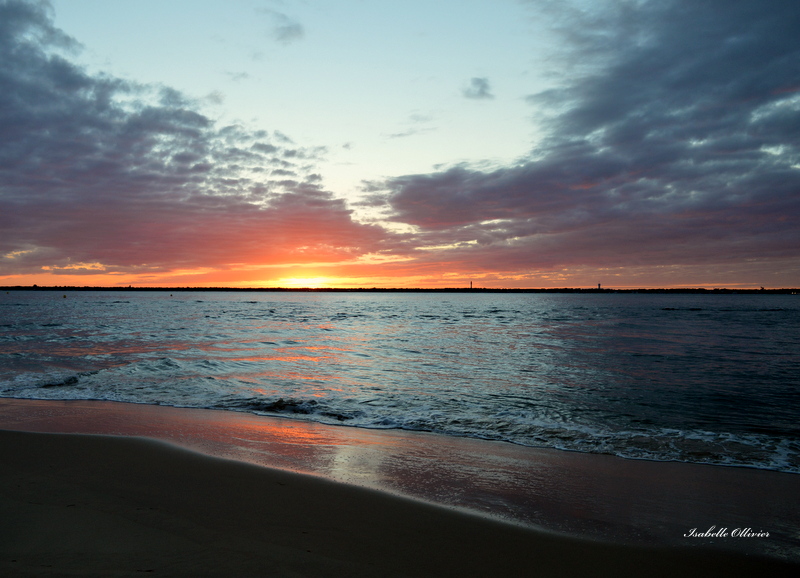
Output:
[279, 277, 332, 288]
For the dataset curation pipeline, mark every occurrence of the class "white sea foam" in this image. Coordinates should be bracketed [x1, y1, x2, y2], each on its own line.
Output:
[1, 290, 799, 473]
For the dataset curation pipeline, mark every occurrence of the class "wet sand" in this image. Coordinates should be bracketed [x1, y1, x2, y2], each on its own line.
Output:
[1, 399, 799, 576]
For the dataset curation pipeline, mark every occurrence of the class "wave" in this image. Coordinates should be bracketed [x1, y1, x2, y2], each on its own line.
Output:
[3, 366, 797, 475]
[2, 291, 798, 476]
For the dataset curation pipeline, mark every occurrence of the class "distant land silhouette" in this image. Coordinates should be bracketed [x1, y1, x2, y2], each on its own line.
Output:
[2, 286, 798, 294]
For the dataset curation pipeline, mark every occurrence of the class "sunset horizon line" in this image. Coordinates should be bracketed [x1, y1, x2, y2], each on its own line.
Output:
[3, 285, 798, 294]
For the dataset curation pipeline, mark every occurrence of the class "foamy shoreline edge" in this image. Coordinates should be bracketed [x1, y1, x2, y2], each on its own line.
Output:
[0, 427, 797, 577]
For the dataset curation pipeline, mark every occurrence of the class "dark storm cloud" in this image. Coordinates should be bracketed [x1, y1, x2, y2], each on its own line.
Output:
[379, 0, 800, 273]
[462, 77, 494, 100]
[0, 0, 379, 275]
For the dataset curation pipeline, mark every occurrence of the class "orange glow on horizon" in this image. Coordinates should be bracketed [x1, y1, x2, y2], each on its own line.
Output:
[278, 277, 333, 288]
[1, 261, 795, 291]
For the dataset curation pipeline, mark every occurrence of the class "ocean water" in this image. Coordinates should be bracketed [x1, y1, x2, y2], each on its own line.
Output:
[1, 290, 798, 473]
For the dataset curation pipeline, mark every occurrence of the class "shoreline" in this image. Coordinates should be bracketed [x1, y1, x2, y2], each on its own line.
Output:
[2, 428, 798, 577]
[1, 398, 799, 568]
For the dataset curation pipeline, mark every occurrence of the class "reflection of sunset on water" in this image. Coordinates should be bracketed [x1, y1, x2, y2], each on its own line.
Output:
[2, 397, 797, 560]
[7, 291, 797, 475]
[243, 354, 336, 362]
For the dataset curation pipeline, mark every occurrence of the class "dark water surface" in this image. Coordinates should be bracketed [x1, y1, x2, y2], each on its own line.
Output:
[2, 291, 798, 472]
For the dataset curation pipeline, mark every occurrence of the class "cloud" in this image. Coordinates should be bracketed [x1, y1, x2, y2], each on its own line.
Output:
[2, 0, 798, 288]
[0, 0, 380, 277]
[260, 9, 304, 45]
[462, 77, 494, 100]
[385, 112, 437, 140]
[386, 127, 435, 139]
[225, 71, 250, 82]
[374, 0, 800, 281]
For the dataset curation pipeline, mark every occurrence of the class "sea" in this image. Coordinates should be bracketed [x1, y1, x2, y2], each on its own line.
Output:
[1, 290, 798, 474]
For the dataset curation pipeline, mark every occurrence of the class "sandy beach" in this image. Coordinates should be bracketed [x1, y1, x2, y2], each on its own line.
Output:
[1, 399, 799, 576]
[1, 428, 797, 578]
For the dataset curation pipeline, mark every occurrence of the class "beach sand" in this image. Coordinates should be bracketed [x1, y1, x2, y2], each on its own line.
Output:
[1, 429, 796, 578]
[1, 399, 799, 577]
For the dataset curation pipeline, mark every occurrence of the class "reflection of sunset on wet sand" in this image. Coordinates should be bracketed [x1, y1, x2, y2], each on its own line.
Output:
[2, 397, 798, 566]
[8, 424, 795, 577]
[2, 1, 800, 573]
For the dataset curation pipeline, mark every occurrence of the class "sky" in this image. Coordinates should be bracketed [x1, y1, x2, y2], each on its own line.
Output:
[1, 0, 799, 288]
